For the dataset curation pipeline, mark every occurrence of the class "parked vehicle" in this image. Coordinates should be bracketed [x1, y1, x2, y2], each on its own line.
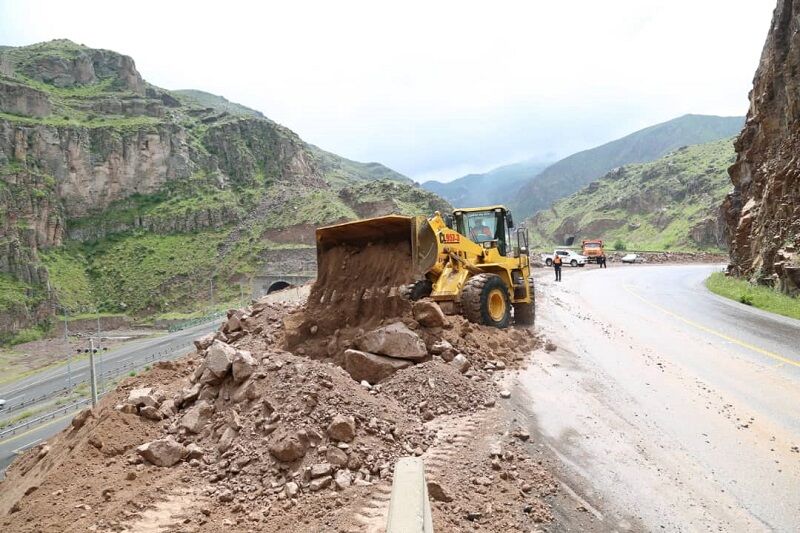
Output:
[0, 399, 6, 410]
[581, 239, 605, 264]
[542, 249, 588, 267]
[621, 253, 645, 264]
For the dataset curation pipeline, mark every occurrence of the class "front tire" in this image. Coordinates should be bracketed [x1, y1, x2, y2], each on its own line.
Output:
[545, 259, 553, 267]
[461, 273, 511, 328]
[401, 279, 433, 301]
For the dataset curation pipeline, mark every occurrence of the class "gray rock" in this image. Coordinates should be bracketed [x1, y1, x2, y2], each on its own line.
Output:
[355, 322, 427, 361]
[327, 414, 356, 443]
[193, 333, 216, 352]
[206, 340, 236, 378]
[334, 469, 352, 489]
[136, 437, 187, 467]
[128, 387, 158, 408]
[180, 401, 214, 434]
[311, 463, 332, 478]
[344, 349, 413, 383]
[412, 300, 447, 328]
[232, 350, 256, 383]
[451, 353, 471, 373]
[309, 475, 332, 491]
[139, 405, 162, 420]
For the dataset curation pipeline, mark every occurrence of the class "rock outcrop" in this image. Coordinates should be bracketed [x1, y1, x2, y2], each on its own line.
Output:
[724, 0, 800, 294]
[0, 40, 450, 337]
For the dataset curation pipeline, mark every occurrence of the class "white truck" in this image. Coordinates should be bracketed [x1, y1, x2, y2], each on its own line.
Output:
[541, 249, 588, 267]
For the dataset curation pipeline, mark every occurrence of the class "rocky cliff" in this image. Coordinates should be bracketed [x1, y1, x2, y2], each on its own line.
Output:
[0, 40, 448, 339]
[725, 0, 800, 295]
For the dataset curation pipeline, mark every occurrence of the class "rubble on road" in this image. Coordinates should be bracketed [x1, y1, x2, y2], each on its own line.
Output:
[0, 281, 549, 532]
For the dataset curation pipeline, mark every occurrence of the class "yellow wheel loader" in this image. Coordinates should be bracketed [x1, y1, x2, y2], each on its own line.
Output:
[315, 206, 534, 328]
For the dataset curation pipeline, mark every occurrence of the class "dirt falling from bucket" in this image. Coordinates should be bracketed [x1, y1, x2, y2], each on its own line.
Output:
[305, 240, 415, 336]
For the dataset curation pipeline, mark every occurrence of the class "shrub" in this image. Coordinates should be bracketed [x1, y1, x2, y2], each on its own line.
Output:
[613, 239, 627, 251]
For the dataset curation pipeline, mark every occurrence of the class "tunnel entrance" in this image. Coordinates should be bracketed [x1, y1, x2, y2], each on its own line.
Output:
[266, 280, 293, 294]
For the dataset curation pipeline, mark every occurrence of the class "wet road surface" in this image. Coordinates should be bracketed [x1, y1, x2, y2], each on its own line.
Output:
[517, 264, 800, 532]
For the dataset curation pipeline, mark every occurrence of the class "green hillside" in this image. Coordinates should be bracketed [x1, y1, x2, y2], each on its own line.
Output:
[422, 159, 550, 208]
[529, 137, 736, 251]
[513, 114, 743, 218]
[0, 40, 449, 340]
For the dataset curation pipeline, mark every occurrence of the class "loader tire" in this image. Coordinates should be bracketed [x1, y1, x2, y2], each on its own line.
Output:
[461, 273, 511, 328]
[400, 279, 433, 301]
[513, 279, 535, 326]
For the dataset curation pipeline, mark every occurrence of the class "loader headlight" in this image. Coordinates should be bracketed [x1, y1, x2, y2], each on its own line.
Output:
[483, 241, 494, 249]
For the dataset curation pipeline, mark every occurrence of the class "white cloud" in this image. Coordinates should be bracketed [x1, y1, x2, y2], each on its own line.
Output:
[0, 0, 776, 181]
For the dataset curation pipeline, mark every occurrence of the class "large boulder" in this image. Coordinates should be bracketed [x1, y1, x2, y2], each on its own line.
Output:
[136, 437, 187, 467]
[127, 387, 158, 408]
[205, 340, 236, 378]
[231, 350, 257, 383]
[355, 322, 427, 361]
[344, 349, 413, 383]
[179, 401, 214, 434]
[412, 300, 447, 328]
[268, 430, 309, 462]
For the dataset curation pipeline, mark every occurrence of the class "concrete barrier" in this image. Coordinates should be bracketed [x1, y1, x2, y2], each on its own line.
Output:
[386, 457, 433, 533]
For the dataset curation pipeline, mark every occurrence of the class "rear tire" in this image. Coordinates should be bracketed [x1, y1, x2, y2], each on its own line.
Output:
[570, 259, 578, 267]
[513, 279, 535, 326]
[461, 273, 511, 328]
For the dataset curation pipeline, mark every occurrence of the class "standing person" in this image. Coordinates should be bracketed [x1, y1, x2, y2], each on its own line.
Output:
[553, 253, 562, 281]
[601, 255, 607, 268]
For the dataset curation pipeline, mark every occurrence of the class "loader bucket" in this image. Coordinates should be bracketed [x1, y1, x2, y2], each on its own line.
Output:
[315, 215, 438, 281]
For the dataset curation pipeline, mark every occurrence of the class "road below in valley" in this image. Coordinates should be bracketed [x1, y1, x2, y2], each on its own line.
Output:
[516, 264, 800, 532]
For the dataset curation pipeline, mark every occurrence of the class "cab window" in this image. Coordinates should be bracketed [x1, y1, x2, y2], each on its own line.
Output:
[465, 213, 497, 243]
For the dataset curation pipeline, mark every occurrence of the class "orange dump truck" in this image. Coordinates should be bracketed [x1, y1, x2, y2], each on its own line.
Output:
[581, 239, 605, 264]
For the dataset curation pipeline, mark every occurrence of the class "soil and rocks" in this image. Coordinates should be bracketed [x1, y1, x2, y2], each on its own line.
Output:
[0, 262, 549, 531]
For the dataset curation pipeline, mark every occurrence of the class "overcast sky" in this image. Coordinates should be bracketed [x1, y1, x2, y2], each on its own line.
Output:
[0, 0, 777, 182]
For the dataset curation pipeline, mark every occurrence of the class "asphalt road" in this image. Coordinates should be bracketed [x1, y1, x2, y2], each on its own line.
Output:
[0, 319, 221, 475]
[0, 285, 310, 476]
[517, 264, 800, 532]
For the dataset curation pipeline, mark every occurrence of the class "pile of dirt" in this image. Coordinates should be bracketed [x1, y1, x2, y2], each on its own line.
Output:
[1, 283, 549, 532]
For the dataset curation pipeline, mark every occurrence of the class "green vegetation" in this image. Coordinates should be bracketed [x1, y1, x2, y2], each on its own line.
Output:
[530, 137, 736, 251]
[706, 272, 800, 320]
[512, 114, 744, 218]
[41, 248, 95, 310]
[0, 39, 451, 338]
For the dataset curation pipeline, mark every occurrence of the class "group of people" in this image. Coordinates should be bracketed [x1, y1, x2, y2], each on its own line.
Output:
[552, 255, 607, 282]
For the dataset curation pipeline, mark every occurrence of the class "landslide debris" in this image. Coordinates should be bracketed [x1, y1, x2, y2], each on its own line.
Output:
[0, 288, 546, 532]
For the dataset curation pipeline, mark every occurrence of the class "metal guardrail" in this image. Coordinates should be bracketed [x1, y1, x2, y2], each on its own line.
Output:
[0, 339, 195, 441]
[0, 398, 90, 440]
[167, 311, 226, 333]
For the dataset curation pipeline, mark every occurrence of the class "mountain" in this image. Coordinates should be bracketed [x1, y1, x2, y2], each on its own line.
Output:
[0, 40, 449, 340]
[512, 114, 744, 218]
[724, 0, 800, 295]
[421, 159, 550, 208]
[529, 137, 736, 251]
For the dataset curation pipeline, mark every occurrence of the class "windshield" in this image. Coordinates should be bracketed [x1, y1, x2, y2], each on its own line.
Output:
[584, 243, 601, 249]
[465, 213, 497, 243]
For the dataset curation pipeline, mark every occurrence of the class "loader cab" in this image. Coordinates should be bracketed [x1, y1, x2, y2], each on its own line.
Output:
[453, 206, 513, 256]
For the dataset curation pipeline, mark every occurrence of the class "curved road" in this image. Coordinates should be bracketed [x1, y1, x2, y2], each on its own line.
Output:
[517, 264, 800, 532]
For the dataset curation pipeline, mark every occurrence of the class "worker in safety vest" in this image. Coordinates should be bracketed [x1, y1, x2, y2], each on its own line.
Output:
[553, 254, 562, 281]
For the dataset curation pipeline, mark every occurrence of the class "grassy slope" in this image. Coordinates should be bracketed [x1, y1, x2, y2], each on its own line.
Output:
[512, 114, 744, 218]
[0, 40, 451, 329]
[529, 137, 736, 251]
[706, 272, 800, 320]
